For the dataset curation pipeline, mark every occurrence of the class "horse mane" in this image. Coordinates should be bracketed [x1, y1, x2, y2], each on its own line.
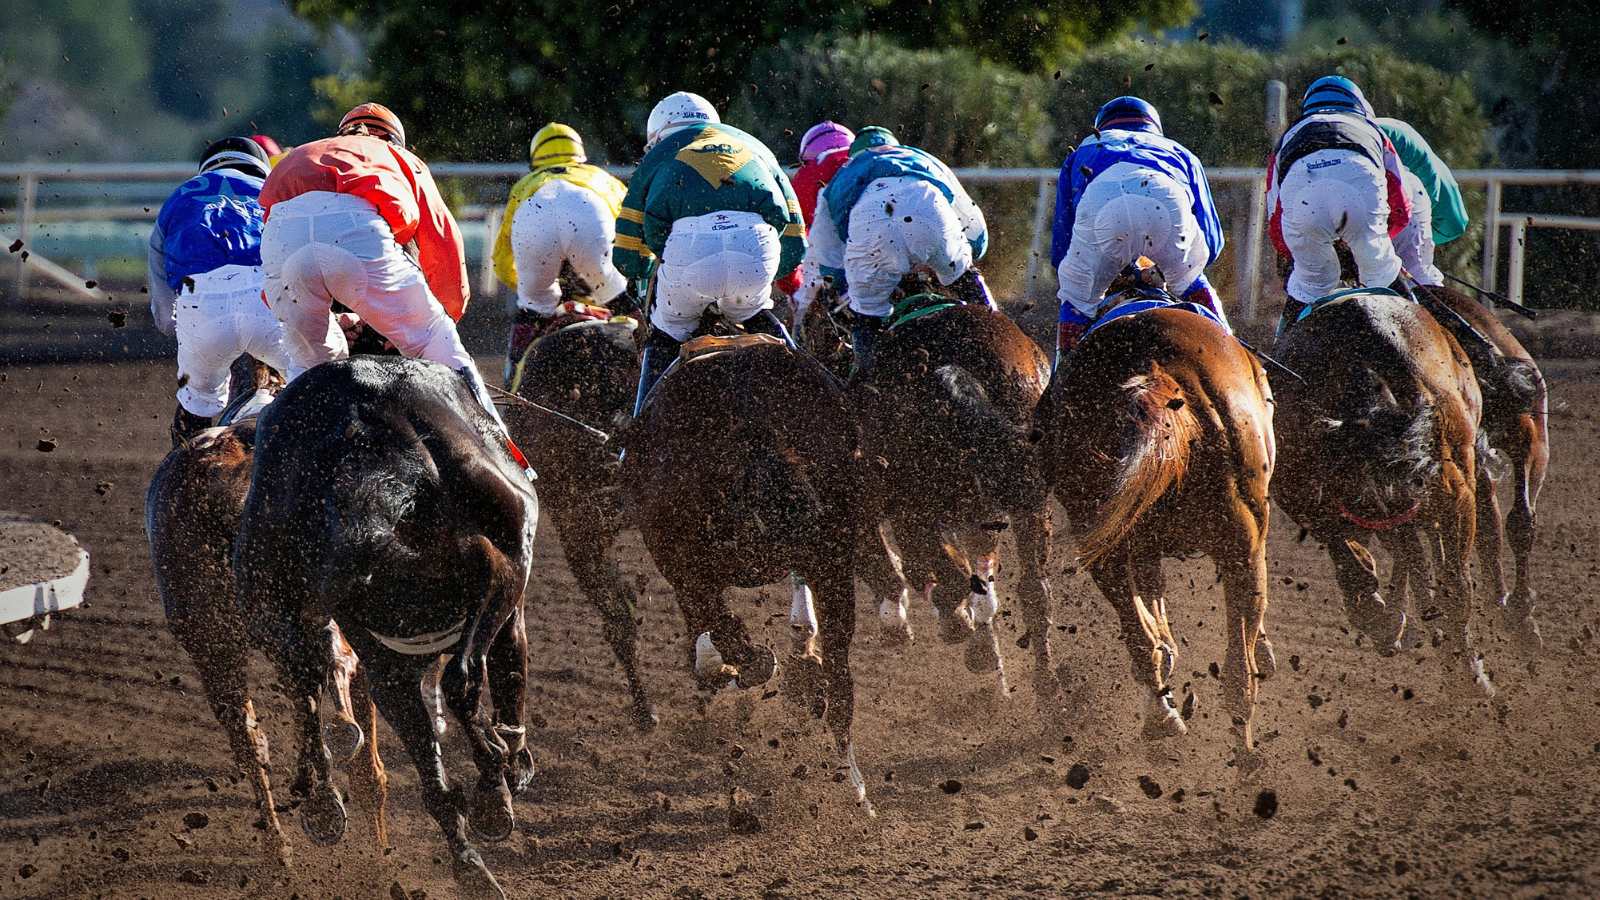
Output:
[1075, 365, 1198, 569]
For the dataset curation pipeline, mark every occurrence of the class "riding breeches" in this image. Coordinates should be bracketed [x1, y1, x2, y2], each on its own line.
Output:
[509, 178, 628, 315]
[173, 264, 292, 417]
[260, 190, 475, 383]
[1055, 162, 1207, 322]
[1393, 166, 1444, 287]
[650, 211, 780, 342]
[844, 177, 971, 318]
[1278, 150, 1402, 302]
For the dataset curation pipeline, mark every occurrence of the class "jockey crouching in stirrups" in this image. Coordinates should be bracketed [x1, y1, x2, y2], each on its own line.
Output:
[802, 127, 992, 375]
[617, 92, 807, 418]
[1374, 116, 1469, 290]
[1052, 96, 1227, 367]
[149, 137, 292, 446]
[1267, 76, 1413, 333]
[787, 121, 855, 335]
[494, 122, 634, 381]
[258, 103, 522, 461]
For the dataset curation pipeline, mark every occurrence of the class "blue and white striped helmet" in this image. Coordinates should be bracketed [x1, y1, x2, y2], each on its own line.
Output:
[1302, 75, 1373, 116]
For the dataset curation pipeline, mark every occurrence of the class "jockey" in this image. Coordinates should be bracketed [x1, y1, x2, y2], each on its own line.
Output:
[492, 121, 631, 379]
[1267, 76, 1412, 329]
[1052, 96, 1227, 362]
[250, 134, 287, 165]
[148, 136, 291, 446]
[788, 121, 854, 330]
[803, 126, 990, 374]
[1374, 117, 1468, 288]
[615, 91, 807, 417]
[258, 103, 509, 435]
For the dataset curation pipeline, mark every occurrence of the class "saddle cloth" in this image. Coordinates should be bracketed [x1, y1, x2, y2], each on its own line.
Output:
[1085, 294, 1228, 339]
[1294, 286, 1406, 324]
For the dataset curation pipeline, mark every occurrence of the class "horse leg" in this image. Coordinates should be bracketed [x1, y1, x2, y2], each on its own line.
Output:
[1091, 546, 1185, 739]
[813, 566, 873, 817]
[676, 581, 772, 691]
[781, 570, 827, 719]
[552, 504, 658, 730]
[1012, 506, 1062, 712]
[344, 662, 390, 852]
[486, 605, 536, 797]
[1325, 531, 1407, 655]
[1473, 462, 1510, 617]
[364, 655, 504, 900]
[1433, 470, 1496, 698]
[1216, 526, 1270, 768]
[1129, 544, 1176, 683]
[322, 621, 366, 765]
[260, 604, 345, 847]
[857, 522, 914, 645]
[1502, 411, 1547, 647]
[891, 518, 974, 644]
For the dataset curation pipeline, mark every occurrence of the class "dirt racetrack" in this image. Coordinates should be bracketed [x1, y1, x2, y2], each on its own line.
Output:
[5, 340, 1600, 898]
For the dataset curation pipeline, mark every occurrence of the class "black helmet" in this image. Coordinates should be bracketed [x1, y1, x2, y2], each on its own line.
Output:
[198, 136, 271, 178]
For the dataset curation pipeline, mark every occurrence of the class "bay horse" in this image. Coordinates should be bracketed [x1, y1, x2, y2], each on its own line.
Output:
[1415, 285, 1546, 646]
[1272, 291, 1495, 697]
[1040, 304, 1276, 760]
[621, 335, 877, 813]
[507, 314, 657, 730]
[234, 356, 538, 900]
[851, 295, 1063, 711]
[146, 356, 389, 863]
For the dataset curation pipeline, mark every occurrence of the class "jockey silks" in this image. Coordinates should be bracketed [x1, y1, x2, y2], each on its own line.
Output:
[147, 169, 266, 335]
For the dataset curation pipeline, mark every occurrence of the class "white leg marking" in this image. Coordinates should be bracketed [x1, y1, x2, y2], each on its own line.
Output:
[694, 632, 732, 682]
[423, 658, 448, 737]
[969, 577, 999, 627]
[840, 740, 875, 818]
[789, 575, 818, 643]
[877, 587, 914, 642]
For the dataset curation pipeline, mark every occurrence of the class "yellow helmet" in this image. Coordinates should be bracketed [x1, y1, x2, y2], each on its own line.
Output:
[530, 122, 585, 168]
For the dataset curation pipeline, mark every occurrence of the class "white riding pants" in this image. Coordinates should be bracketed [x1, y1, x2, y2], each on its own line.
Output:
[509, 179, 628, 314]
[844, 177, 970, 318]
[1279, 150, 1402, 302]
[1055, 162, 1207, 320]
[173, 264, 292, 417]
[651, 211, 779, 342]
[1393, 166, 1444, 287]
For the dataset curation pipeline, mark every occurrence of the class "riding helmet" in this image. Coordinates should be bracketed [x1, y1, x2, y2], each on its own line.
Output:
[1301, 75, 1373, 116]
[530, 122, 585, 169]
[645, 92, 718, 148]
[848, 126, 898, 156]
[338, 102, 407, 147]
[1095, 96, 1163, 134]
[799, 120, 855, 165]
[197, 136, 271, 179]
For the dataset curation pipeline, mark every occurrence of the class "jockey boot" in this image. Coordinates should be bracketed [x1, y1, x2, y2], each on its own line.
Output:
[632, 328, 682, 419]
[850, 312, 886, 376]
[605, 283, 642, 317]
[950, 269, 996, 309]
[1275, 297, 1309, 338]
[170, 405, 213, 448]
[504, 309, 555, 383]
[741, 308, 798, 350]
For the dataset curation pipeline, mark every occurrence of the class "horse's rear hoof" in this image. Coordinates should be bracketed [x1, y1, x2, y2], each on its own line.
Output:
[507, 746, 537, 797]
[1467, 656, 1497, 699]
[322, 719, 365, 765]
[964, 626, 1002, 674]
[1141, 693, 1188, 740]
[1254, 637, 1278, 681]
[299, 782, 347, 847]
[735, 645, 778, 689]
[878, 594, 914, 646]
[468, 781, 515, 844]
[1353, 597, 1406, 656]
[453, 850, 507, 900]
[1502, 595, 1543, 650]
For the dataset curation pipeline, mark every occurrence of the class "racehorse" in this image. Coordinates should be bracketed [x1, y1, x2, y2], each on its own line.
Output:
[1272, 291, 1496, 697]
[234, 357, 538, 899]
[851, 291, 1062, 711]
[1415, 285, 1546, 646]
[621, 334, 877, 813]
[146, 356, 390, 863]
[507, 313, 658, 730]
[1040, 302, 1277, 759]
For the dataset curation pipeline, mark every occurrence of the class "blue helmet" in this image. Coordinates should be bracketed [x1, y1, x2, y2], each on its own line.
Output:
[1095, 96, 1163, 134]
[1302, 75, 1372, 116]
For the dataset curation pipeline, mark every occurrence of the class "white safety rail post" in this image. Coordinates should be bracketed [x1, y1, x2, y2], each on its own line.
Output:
[14, 173, 37, 300]
[481, 205, 502, 308]
[1022, 175, 1057, 303]
[1243, 80, 1290, 323]
[1480, 178, 1503, 296]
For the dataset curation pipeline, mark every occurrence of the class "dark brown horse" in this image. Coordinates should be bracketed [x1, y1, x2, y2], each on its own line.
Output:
[851, 299, 1062, 710]
[234, 357, 538, 899]
[146, 357, 389, 863]
[1416, 285, 1547, 645]
[1272, 292, 1495, 697]
[1041, 305, 1276, 760]
[621, 335, 876, 813]
[507, 315, 657, 729]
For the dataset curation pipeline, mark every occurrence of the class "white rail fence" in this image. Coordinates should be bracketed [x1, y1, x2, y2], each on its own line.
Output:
[3, 161, 1598, 321]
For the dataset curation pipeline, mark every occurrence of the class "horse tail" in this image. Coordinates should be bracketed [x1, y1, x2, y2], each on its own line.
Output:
[1318, 366, 1441, 510]
[1075, 365, 1198, 569]
[734, 421, 825, 549]
[932, 364, 1042, 509]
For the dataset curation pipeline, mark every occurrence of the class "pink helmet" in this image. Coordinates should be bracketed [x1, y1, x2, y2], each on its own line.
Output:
[799, 120, 854, 165]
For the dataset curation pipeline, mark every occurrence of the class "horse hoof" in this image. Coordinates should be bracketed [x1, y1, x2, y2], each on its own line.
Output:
[1357, 603, 1406, 657]
[453, 850, 507, 900]
[468, 782, 515, 844]
[1467, 657, 1497, 699]
[1255, 637, 1278, 681]
[299, 782, 347, 847]
[1157, 643, 1178, 683]
[964, 626, 1002, 674]
[1502, 599, 1544, 650]
[1231, 745, 1267, 777]
[631, 701, 661, 732]
[322, 719, 365, 765]
[878, 595, 914, 646]
[508, 746, 537, 797]
[736, 645, 778, 689]
[1142, 694, 1188, 740]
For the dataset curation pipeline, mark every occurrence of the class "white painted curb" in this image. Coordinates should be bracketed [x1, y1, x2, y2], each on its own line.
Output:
[1, 546, 90, 643]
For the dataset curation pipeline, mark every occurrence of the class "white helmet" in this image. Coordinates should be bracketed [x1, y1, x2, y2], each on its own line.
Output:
[646, 91, 719, 148]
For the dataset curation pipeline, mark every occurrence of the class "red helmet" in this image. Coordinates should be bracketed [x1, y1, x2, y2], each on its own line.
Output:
[249, 134, 283, 157]
[337, 103, 406, 147]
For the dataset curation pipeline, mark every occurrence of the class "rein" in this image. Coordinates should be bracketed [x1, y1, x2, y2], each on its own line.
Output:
[488, 384, 612, 443]
[1337, 498, 1422, 532]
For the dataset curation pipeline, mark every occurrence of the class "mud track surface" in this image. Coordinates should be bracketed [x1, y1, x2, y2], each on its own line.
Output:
[4, 357, 1600, 899]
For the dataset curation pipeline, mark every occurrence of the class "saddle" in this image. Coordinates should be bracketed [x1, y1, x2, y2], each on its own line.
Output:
[1084, 258, 1227, 338]
[506, 309, 638, 395]
[679, 331, 786, 363]
[887, 292, 961, 330]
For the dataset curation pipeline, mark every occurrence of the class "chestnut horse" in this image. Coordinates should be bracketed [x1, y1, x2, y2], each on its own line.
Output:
[851, 299, 1062, 710]
[1041, 306, 1276, 760]
[621, 336, 876, 813]
[1272, 292, 1495, 697]
[234, 357, 538, 899]
[146, 356, 389, 863]
[507, 316, 657, 729]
